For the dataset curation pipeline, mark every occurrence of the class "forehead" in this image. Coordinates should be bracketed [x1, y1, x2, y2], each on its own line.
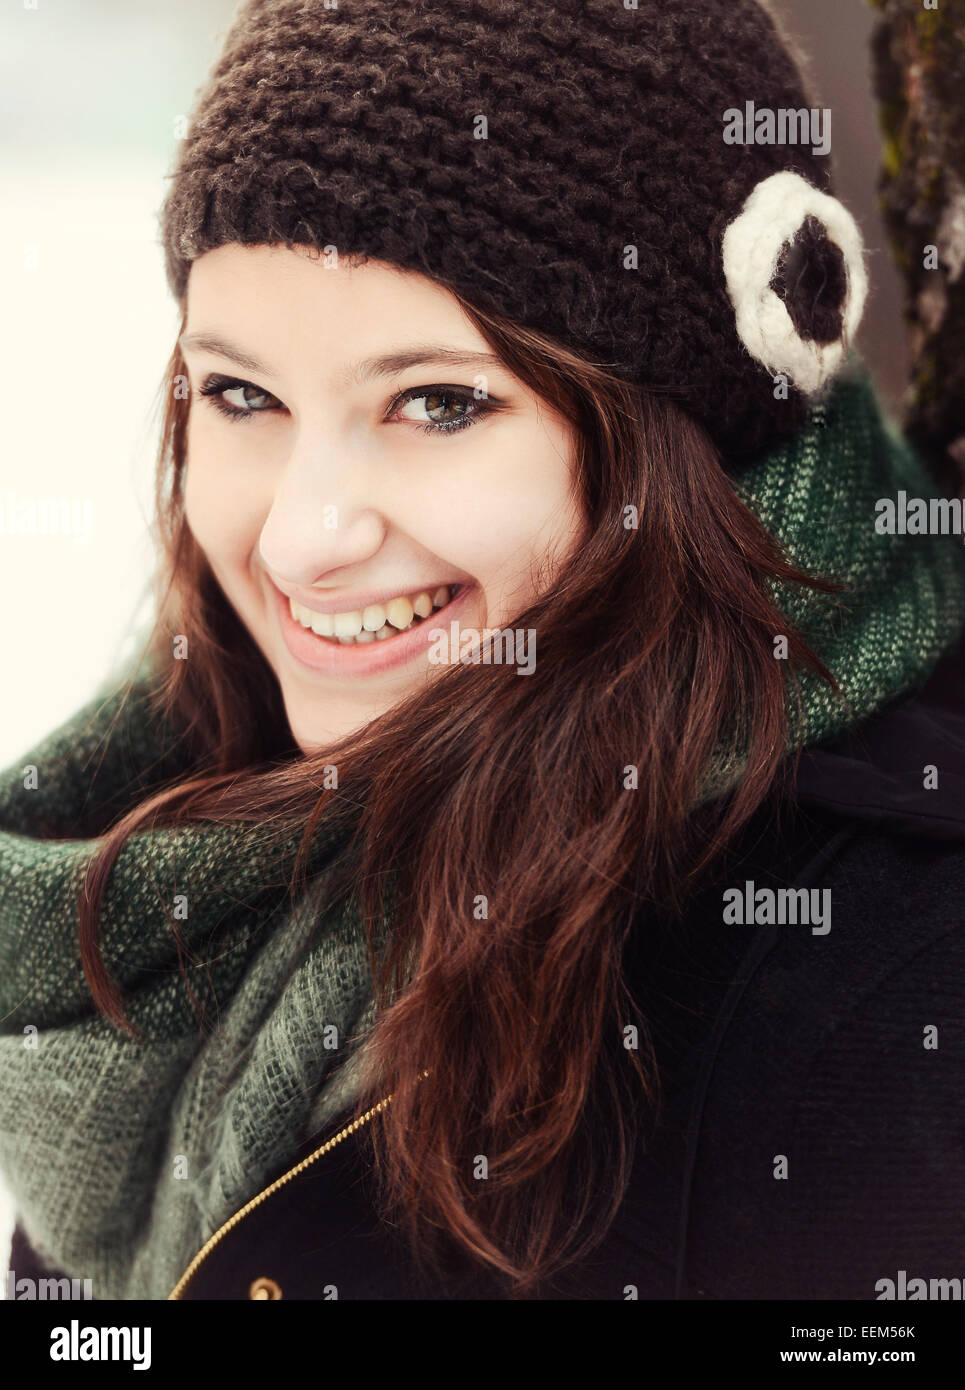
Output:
[181, 245, 498, 383]
[185, 245, 461, 324]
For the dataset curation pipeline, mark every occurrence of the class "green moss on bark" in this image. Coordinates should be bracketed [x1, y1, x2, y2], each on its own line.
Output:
[867, 0, 965, 486]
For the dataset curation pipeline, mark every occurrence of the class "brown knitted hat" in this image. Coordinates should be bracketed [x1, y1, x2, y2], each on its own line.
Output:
[159, 0, 868, 464]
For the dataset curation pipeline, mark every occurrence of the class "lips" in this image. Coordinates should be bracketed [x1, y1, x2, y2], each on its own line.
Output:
[271, 575, 475, 677]
[288, 584, 460, 644]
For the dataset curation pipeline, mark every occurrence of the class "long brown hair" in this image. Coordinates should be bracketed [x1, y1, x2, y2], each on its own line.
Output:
[77, 282, 839, 1296]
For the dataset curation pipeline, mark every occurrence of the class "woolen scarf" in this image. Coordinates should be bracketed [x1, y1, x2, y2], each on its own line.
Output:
[2, 365, 964, 1300]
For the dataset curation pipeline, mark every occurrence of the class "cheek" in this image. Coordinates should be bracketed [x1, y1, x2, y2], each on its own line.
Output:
[183, 415, 268, 568]
[430, 417, 582, 601]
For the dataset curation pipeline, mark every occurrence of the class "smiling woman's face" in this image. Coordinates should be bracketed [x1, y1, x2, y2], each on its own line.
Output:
[180, 244, 583, 752]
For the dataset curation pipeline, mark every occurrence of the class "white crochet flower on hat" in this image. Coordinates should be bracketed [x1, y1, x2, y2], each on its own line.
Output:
[722, 170, 868, 394]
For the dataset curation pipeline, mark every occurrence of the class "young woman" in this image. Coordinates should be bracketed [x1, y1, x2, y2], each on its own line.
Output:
[3, 0, 965, 1303]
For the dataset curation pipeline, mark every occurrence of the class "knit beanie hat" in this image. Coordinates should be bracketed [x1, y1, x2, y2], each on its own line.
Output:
[159, 0, 869, 464]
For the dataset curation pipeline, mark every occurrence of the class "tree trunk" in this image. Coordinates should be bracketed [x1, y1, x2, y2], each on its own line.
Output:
[868, 0, 965, 489]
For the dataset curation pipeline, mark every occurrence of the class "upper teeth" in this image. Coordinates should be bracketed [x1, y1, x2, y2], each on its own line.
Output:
[289, 585, 458, 644]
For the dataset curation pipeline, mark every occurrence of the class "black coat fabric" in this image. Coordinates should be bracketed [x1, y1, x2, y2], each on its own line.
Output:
[11, 634, 965, 1300]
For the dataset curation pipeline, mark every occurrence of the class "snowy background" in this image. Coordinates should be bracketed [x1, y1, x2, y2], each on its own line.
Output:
[0, 0, 239, 1291]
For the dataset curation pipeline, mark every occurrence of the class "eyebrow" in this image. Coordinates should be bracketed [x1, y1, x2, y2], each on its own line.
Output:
[177, 332, 504, 386]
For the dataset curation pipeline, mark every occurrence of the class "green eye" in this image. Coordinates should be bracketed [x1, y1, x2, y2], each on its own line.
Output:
[196, 374, 500, 435]
[198, 374, 284, 421]
[221, 383, 279, 412]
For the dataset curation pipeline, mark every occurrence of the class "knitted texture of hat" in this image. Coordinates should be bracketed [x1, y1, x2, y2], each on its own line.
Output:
[159, 0, 853, 464]
[2, 367, 965, 1300]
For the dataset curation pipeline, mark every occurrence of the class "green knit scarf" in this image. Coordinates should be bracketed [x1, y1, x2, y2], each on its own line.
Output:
[1, 364, 964, 1301]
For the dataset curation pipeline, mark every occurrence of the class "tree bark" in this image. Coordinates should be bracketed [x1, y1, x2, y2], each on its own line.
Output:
[868, 0, 965, 488]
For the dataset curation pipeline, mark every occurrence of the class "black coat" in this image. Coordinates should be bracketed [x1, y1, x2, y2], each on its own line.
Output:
[12, 634, 965, 1300]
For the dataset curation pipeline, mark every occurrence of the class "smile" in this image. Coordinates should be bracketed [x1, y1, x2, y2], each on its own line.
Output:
[272, 576, 475, 676]
[289, 585, 461, 645]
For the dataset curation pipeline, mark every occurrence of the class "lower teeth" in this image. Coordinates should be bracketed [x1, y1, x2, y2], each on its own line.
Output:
[334, 620, 420, 645]
[307, 585, 460, 646]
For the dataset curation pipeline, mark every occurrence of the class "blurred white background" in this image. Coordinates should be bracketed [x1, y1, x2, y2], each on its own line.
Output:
[0, 0, 906, 1294]
[0, 0, 238, 1292]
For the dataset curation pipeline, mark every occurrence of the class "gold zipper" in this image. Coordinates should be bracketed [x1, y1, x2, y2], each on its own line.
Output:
[168, 1073, 428, 1300]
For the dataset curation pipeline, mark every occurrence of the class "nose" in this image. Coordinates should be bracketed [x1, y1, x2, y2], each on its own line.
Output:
[257, 425, 387, 586]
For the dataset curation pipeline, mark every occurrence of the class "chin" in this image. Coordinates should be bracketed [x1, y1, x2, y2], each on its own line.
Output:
[285, 695, 380, 754]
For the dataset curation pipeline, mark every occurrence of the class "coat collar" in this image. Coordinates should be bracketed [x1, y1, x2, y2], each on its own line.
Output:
[794, 625, 965, 841]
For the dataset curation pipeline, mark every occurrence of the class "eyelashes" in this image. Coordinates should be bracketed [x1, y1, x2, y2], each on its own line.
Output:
[195, 373, 498, 437]
[197, 376, 281, 422]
